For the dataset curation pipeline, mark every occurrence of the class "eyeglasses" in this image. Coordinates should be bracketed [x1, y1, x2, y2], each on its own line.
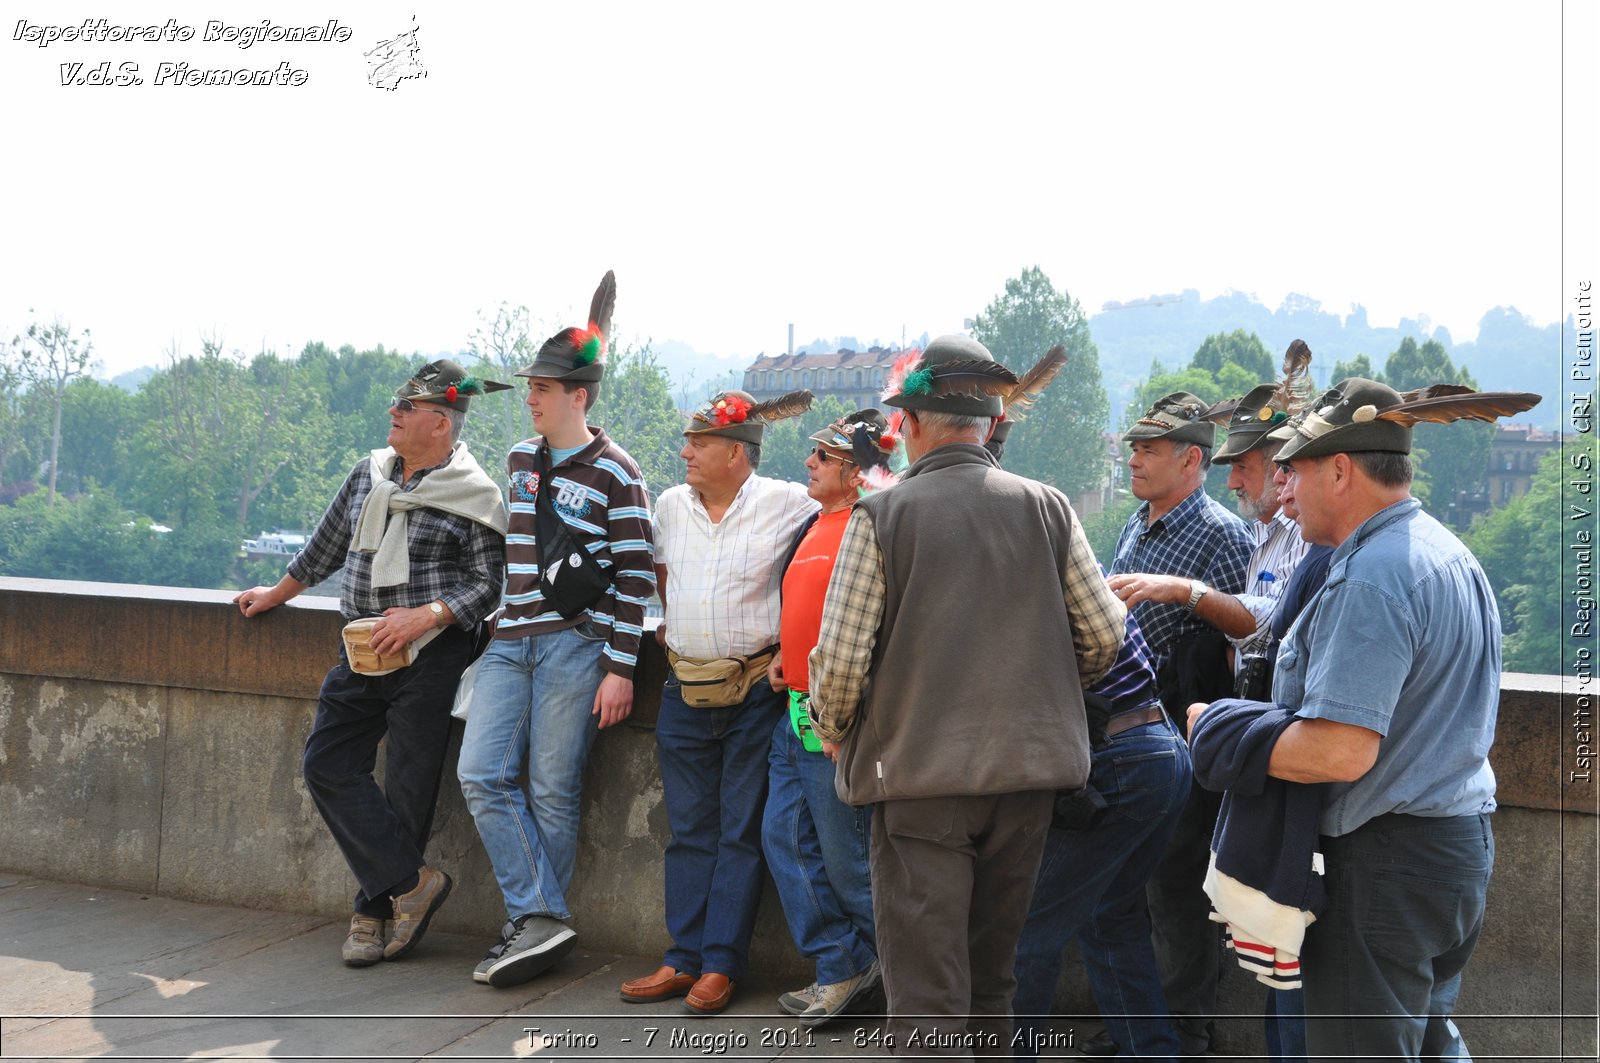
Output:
[811, 447, 855, 465]
[391, 397, 448, 417]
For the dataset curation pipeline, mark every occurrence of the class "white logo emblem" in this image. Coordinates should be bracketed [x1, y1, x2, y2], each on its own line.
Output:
[569, 552, 583, 567]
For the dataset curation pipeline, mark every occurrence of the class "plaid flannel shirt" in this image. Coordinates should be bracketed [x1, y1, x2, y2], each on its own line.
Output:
[1111, 486, 1253, 666]
[288, 451, 505, 627]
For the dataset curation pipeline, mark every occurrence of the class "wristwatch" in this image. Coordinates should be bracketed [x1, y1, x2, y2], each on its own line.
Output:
[428, 601, 445, 627]
[1186, 580, 1210, 611]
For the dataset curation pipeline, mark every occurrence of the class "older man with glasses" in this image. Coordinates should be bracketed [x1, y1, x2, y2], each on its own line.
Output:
[234, 358, 510, 968]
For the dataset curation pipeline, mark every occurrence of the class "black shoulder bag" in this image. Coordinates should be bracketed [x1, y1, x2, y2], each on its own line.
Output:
[534, 445, 612, 619]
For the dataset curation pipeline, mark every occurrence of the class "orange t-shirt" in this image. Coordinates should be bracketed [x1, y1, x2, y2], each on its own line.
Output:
[778, 506, 853, 693]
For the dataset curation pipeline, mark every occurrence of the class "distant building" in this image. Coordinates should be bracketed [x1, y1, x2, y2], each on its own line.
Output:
[1450, 423, 1563, 528]
[742, 347, 912, 410]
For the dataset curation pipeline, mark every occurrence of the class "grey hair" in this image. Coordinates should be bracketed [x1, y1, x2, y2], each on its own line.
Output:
[738, 440, 762, 470]
[1348, 450, 1413, 488]
[443, 407, 466, 442]
[915, 410, 996, 438]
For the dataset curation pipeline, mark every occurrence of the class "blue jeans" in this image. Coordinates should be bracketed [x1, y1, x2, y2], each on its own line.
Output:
[761, 714, 876, 985]
[457, 625, 608, 922]
[1302, 812, 1493, 1063]
[1013, 717, 1192, 1063]
[302, 625, 471, 914]
[655, 676, 785, 981]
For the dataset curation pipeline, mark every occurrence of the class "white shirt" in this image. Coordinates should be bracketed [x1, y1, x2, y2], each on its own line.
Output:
[653, 474, 819, 659]
[1231, 510, 1311, 661]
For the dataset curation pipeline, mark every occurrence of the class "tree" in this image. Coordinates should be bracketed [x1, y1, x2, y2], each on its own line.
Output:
[14, 315, 96, 505]
[1381, 338, 1492, 523]
[128, 340, 330, 533]
[1464, 445, 1589, 674]
[971, 267, 1111, 500]
[54, 377, 137, 498]
[465, 303, 542, 464]
[1329, 352, 1376, 384]
[1191, 329, 1273, 381]
[591, 341, 691, 497]
[0, 340, 41, 499]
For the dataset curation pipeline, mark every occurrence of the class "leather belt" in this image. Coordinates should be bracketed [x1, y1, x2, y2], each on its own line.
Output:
[1104, 703, 1167, 738]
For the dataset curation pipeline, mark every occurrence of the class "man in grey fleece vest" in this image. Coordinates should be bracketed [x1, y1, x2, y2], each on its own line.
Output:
[808, 335, 1126, 1059]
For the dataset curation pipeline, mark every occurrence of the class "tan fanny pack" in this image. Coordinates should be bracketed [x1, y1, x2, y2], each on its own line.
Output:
[342, 618, 442, 676]
[668, 644, 777, 708]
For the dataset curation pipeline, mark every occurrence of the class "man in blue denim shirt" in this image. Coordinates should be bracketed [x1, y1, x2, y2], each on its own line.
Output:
[1197, 377, 1507, 1063]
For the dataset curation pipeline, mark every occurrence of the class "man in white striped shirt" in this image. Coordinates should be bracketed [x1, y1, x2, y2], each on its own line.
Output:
[620, 389, 818, 1016]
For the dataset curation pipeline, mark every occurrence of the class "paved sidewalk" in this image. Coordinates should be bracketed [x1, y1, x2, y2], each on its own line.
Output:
[0, 874, 1092, 1062]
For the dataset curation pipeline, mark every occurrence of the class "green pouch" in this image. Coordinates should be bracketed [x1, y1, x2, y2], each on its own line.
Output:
[788, 689, 823, 753]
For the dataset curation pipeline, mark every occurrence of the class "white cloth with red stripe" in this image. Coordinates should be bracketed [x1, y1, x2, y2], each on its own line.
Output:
[1204, 849, 1319, 989]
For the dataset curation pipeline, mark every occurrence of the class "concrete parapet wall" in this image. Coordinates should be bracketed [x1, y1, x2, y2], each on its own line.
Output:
[0, 577, 1595, 1054]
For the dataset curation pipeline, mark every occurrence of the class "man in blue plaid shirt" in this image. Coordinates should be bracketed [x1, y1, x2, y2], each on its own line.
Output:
[235, 359, 509, 969]
[1102, 392, 1251, 1059]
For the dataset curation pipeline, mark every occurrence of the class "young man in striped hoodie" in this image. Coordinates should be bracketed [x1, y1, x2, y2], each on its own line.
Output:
[457, 272, 656, 988]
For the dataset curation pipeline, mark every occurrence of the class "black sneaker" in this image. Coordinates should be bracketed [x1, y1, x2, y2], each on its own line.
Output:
[477, 915, 578, 988]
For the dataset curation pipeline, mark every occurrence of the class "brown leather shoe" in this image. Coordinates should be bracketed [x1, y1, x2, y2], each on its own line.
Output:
[383, 866, 453, 961]
[619, 964, 697, 1003]
[684, 972, 736, 1016]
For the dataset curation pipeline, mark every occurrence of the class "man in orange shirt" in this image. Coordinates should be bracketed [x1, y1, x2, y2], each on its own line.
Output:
[762, 408, 896, 1027]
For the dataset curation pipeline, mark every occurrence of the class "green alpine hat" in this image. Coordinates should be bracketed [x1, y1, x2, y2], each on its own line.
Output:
[1122, 392, 1217, 447]
[515, 270, 616, 385]
[1275, 378, 1411, 461]
[881, 335, 1018, 418]
[685, 389, 815, 446]
[1214, 383, 1295, 463]
[394, 358, 512, 412]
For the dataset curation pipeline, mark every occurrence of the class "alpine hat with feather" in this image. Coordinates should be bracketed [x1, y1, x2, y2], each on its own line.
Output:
[1210, 339, 1315, 463]
[395, 358, 512, 412]
[881, 335, 1018, 418]
[1275, 376, 1542, 461]
[1122, 391, 1216, 447]
[516, 270, 617, 385]
[685, 388, 816, 446]
[809, 407, 894, 470]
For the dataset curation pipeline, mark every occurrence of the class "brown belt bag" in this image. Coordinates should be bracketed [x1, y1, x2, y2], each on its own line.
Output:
[668, 644, 777, 708]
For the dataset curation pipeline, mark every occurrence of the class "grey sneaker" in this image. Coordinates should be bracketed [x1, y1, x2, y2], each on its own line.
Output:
[798, 960, 882, 1028]
[383, 866, 453, 960]
[341, 914, 389, 967]
[777, 982, 820, 1016]
[479, 915, 578, 988]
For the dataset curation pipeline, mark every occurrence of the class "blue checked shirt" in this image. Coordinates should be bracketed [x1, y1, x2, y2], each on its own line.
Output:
[1111, 486, 1254, 667]
[288, 452, 506, 627]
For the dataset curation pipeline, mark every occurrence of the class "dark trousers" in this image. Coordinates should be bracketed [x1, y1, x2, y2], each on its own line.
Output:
[302, 626, 469, 915]
[871, 790, 1055, 1059]
[1302, 813, 1494, 1063]
[655, 676, 785, 981]
[1013, 718, 1192, 1063]
[1145, 779, 1225, 1055]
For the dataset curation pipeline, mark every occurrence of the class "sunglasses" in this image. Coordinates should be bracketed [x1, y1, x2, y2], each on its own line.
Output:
[812, 447, 855, 465]
[391, 397, 447, 416]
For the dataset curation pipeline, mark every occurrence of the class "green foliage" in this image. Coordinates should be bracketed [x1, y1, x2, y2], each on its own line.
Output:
[971, 266, 1111, 500]
[54, 377, 136, 498]
[1082, 491, 1141, 570]
[1464, 444, 1591, 675]
[1191, 329, 1273, 381]
[591, 341, 691, 496]
[1329, 352, 1376, 384]
[13, 315, 96, 505]
[1380, 338, 1492, 523]
[0, 490, 161, 583]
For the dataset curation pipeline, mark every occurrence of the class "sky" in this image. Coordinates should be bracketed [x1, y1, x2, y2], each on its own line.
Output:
[2, 1, 1594, 380]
